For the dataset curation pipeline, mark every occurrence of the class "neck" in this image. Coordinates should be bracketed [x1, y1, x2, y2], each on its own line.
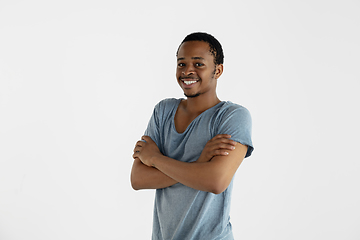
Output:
[183, 91, 221, 114]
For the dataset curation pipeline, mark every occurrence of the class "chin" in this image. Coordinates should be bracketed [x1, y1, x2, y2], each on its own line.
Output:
[184, 92, 201, 98]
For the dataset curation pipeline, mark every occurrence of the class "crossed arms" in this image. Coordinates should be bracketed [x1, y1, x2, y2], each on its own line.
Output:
[130, 134, 248, 194]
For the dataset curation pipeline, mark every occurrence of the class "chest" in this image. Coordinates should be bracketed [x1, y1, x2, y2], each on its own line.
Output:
[174, 110, 200, 134]
[161, 112, 217, 162]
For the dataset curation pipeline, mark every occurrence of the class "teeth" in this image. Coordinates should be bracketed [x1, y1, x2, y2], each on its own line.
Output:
[184, 80, 197, 85]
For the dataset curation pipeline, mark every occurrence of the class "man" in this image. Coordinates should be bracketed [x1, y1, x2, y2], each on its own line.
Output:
[131, 32, 254, 240]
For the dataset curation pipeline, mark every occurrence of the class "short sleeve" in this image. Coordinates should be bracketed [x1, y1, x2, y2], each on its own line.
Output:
[216, 104, 254, 158]
[144, 102, 162, 149]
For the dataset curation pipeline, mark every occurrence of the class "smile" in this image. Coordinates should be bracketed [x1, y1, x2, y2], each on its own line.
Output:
[183, 80, 198, 85]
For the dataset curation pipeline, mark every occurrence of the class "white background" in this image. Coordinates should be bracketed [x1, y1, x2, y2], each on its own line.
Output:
[1, 0, 359, 239]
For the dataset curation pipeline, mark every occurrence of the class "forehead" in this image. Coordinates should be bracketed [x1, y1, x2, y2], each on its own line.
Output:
[177, 41, 213, 60]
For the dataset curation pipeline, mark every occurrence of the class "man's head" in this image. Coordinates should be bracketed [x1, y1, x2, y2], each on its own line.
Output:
[176, 32, 224, 98]
[177, 32, 224, 66]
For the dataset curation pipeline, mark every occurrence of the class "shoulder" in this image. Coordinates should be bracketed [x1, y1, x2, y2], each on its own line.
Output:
[217, 101, 252, 121]
[152, 98, 182, 118]
[212, 101, 252, 136]
[156, 98, 182, 109]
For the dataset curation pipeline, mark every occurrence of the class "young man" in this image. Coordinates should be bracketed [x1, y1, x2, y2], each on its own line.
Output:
[131, 32, 254, 240]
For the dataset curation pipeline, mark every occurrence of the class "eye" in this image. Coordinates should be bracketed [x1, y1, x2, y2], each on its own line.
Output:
[178, 63, 185, 67]
[195, 63, 204, 67]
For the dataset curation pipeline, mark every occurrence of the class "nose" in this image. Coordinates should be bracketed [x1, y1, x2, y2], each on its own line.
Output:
[182, 65, 195, 76]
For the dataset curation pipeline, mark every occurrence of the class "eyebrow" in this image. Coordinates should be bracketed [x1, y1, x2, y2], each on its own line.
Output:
[177, 57, 205, 61]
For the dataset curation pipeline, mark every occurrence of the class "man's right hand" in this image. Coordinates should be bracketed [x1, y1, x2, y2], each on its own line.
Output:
[196, 134, 237, 163]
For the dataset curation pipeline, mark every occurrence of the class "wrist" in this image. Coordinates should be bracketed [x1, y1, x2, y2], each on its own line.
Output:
[196, 154, 211, 163]
[149, 153, 162, 168]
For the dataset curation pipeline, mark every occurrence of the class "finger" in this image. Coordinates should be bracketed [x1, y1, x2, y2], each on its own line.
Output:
[213, 149, 230, 156]
[132, 152, 139, 159]
[215, 143, 236, 150]
[213, 138, 237, 146]
[212, 134, 231, 140]
[135, 141, 142, 147]
[141, 135, 153, 143]
[135, 140, 144, 147]
[133, 146, 142, 153]
[210, 136, 234, 145]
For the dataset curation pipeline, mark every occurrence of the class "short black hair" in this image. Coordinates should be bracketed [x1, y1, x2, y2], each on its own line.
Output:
[177, 32, 224, 65]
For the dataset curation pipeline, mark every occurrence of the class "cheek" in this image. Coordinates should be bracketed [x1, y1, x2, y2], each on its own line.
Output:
[176, 69, 181, 78]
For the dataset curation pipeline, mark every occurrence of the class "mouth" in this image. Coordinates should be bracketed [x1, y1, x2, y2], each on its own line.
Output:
[180, 79, 199, 88]
[180, 77, 200, 88]
[183, 80, 198, 85]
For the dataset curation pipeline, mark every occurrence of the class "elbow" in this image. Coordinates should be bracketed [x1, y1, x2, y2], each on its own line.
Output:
[208, 180, 229, 195]
[131, 161, 146, 191]
[209, 186, 226, 195]
[131, 182, 140, 191]
[211, 189, 224, 195]
[130, 173, 141, 191]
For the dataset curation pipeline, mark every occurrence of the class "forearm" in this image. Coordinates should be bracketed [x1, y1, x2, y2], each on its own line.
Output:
[130, 158, 178, 190]
[130, 152, 212, 191]
[150, 143, 247, 194]
[151, 155, 224, 194]
[132, 135, 244, 193]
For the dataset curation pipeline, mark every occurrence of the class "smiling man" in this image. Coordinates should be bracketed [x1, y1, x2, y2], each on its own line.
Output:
[131, 32, 254, 240]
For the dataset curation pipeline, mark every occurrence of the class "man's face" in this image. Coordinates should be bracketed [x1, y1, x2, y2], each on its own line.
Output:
[176, 41, 221, 98]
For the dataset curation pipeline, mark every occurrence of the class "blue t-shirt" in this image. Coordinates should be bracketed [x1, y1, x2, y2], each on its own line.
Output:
[144, 98, 254, 240]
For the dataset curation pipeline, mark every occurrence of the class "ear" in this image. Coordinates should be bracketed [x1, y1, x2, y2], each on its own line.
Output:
[215, 64, 224, 79]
